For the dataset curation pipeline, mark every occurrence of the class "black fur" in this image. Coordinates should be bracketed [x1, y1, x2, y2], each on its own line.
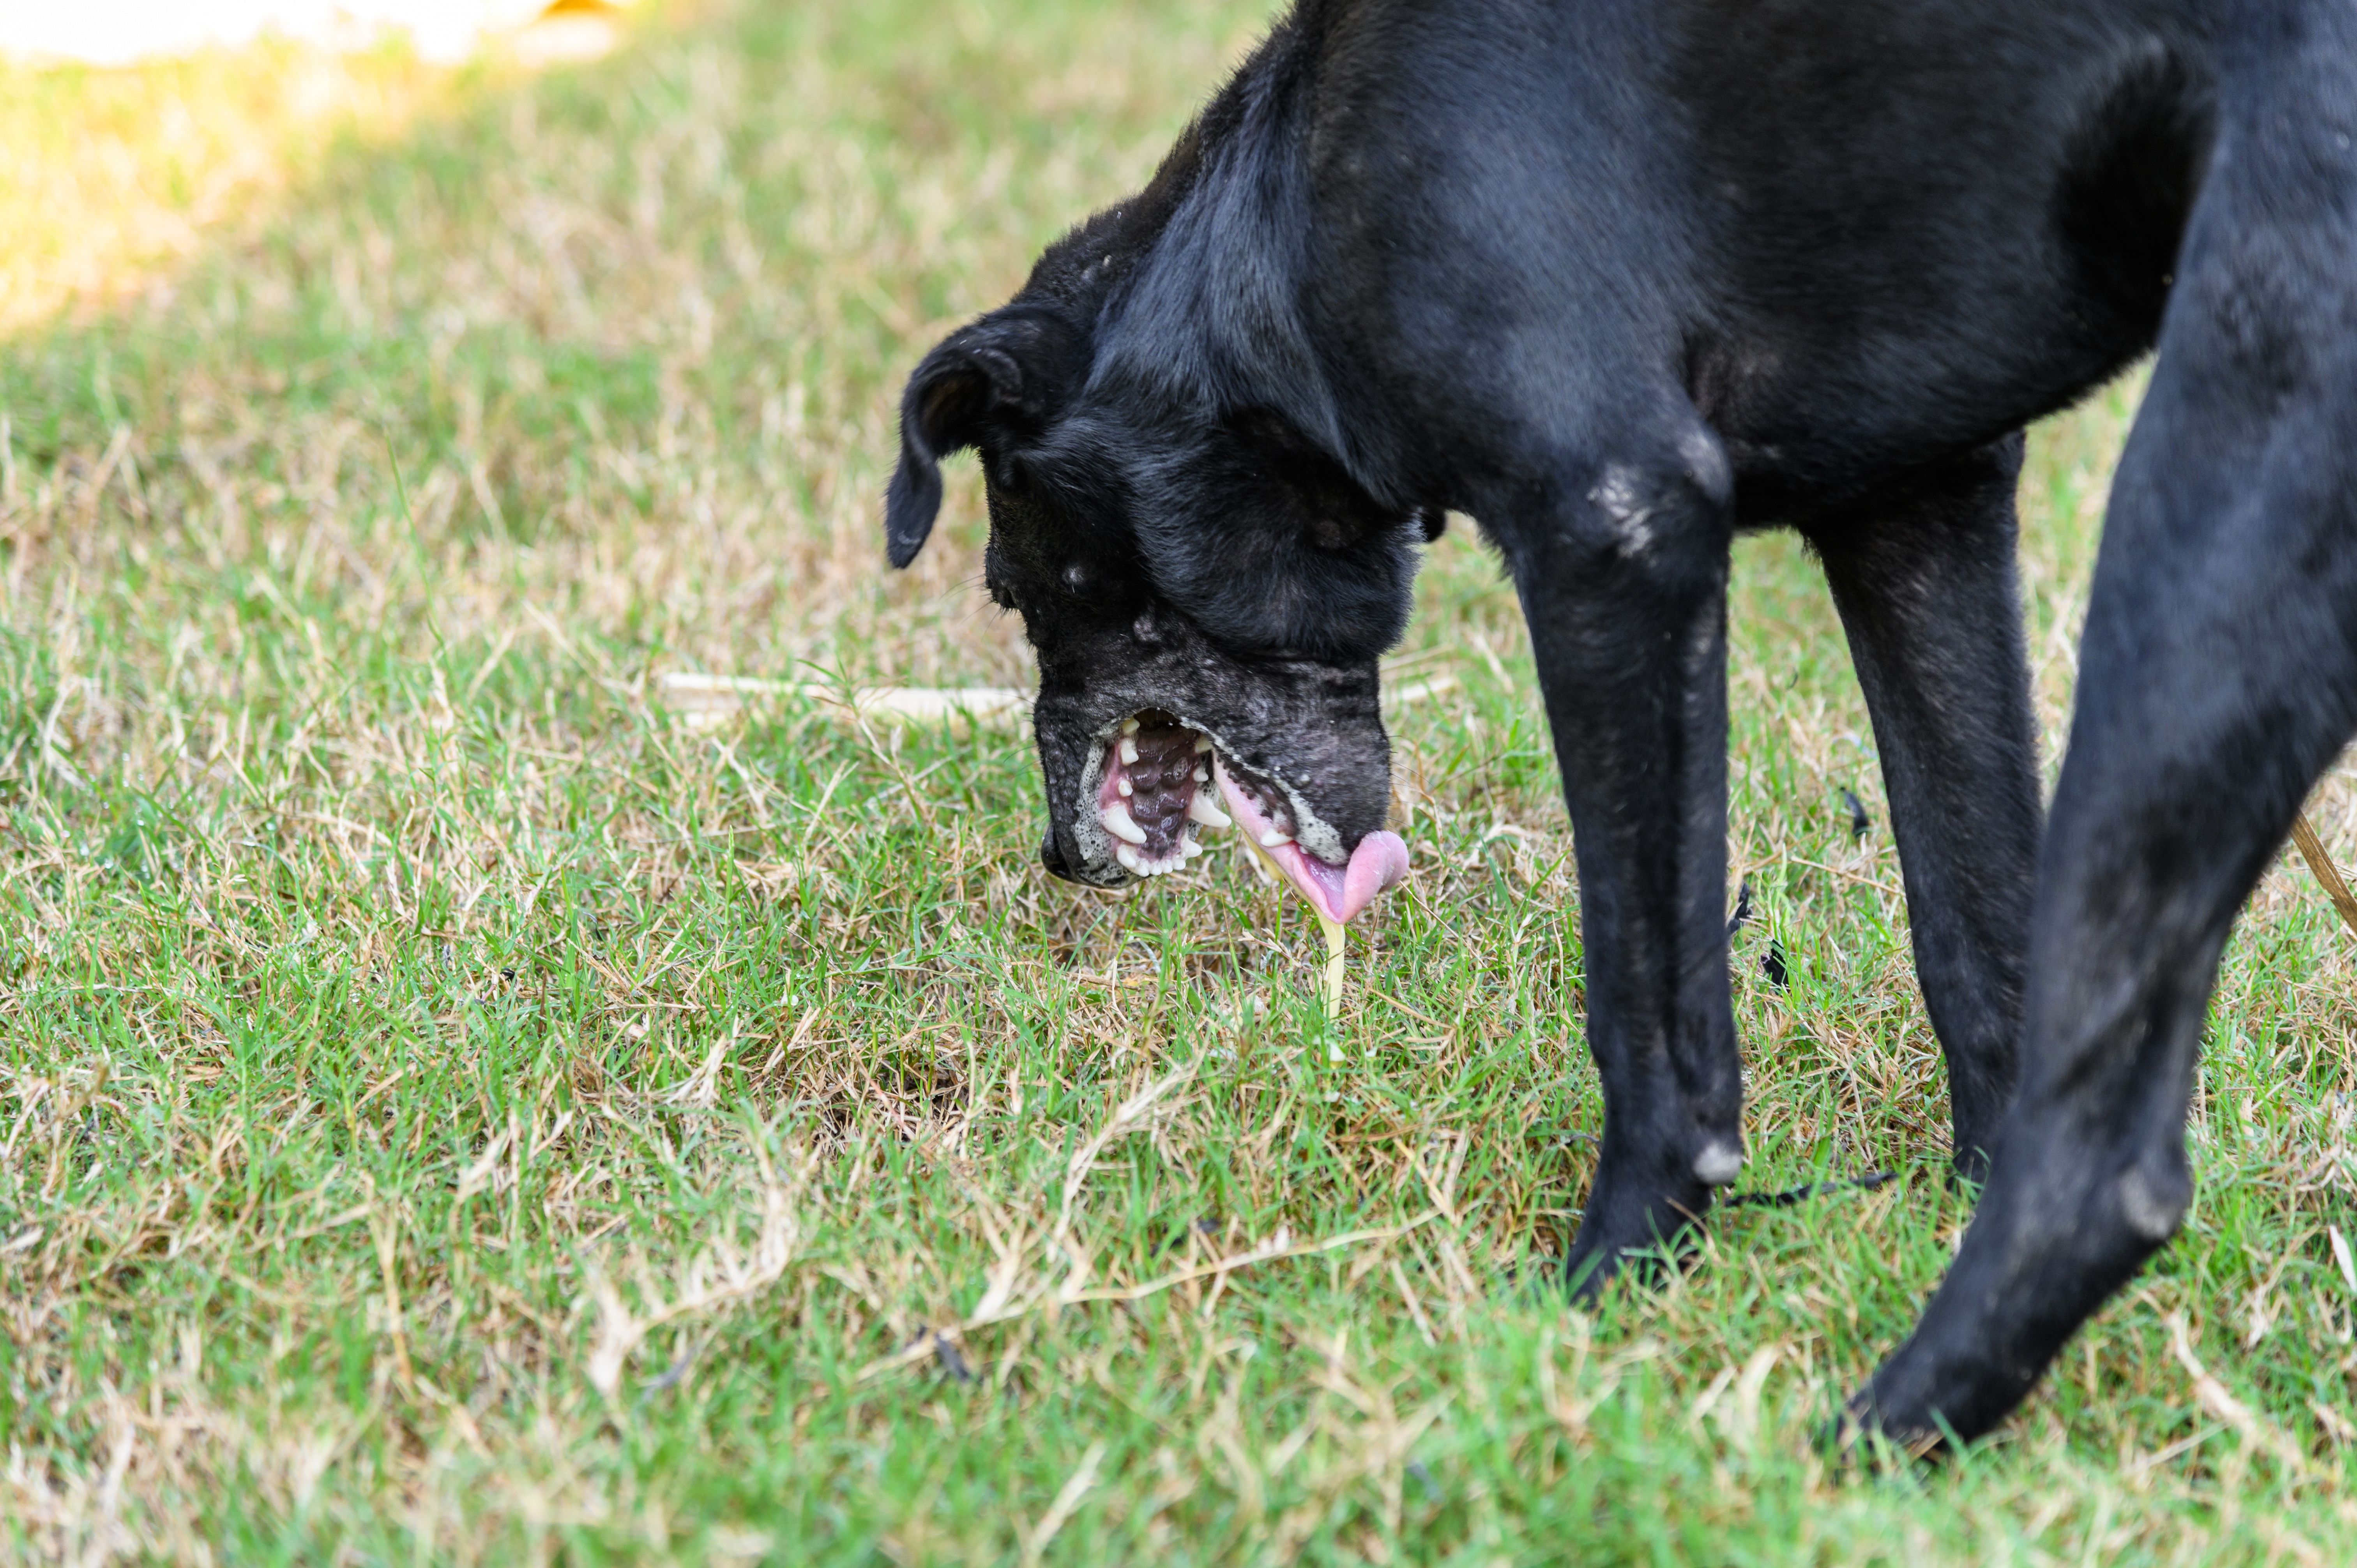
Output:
[885, 0, 2357, 1452]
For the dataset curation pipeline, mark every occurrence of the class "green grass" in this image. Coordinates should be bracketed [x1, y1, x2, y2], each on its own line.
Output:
[6, 1, 2357, 1561]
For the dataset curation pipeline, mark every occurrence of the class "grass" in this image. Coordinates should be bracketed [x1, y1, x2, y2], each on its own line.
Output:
[5, 1, 2357, 1561]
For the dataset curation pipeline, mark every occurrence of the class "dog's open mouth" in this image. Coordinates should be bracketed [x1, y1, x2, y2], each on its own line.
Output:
[1093, 710, 1410, 923]
[1094, 713, 1226, 877]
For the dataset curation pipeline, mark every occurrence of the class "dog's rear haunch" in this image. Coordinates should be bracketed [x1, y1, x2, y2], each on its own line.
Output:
[886, 0, 2357, 1452]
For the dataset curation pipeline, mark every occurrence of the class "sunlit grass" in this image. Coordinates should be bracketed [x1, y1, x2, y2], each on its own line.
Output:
[0, 34, 465, 332]
[4, 2, 2357, 1561]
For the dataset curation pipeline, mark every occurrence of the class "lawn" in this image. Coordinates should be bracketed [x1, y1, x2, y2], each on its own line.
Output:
[5, 1, 2357, 1561]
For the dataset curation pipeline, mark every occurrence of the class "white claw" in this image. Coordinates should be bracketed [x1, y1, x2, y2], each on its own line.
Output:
[1101, 801, 1148, 846]
[1188, 794, 1231, 828]
[1258, 828, 1292, 848]
[1119, 737, 1140, 765]
[1116, 844, 1145, 874]
[1694, 1142, 1744, 1186]
[1117, 777, 1133, 797]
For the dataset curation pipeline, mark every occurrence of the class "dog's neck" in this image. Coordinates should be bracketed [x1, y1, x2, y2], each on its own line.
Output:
[1021, 13, 1373, 485]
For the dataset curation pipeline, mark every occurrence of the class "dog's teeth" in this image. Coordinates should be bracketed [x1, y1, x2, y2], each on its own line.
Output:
[1121, 717, 1141, 736]
[1119, 737, 1140, 765]
[1181, 837, 1203, 859]
[1117, 777, 1134, 797]
[1259, 828, 1292, 848]
[1193, 765, 1209, 784]
[1101, 801, 1149, 845]
[1189, 794, 1230, 828]
[1193, 735, 1213, 754]
[1116, 844, 1145, 874]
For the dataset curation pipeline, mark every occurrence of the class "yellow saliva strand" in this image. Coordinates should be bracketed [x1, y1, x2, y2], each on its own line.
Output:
[1241, 830, 1350, 1026]
[1321, 913, 1346, 1019]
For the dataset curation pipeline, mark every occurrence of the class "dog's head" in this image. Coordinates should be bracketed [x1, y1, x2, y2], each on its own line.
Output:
[884, 298, 1424, 921]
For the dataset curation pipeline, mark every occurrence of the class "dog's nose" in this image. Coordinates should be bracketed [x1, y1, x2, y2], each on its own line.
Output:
[1039, 831, 1081, 883]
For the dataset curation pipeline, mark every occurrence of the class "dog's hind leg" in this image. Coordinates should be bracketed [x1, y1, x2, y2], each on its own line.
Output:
[1849, 100, 2357, 1447]
[1806, 438, 2043, 1181]
[1496, 418, 1745, 1297]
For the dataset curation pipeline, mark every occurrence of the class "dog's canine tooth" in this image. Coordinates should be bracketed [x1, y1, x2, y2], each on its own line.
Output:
[1115, 844, 1145, 874]
[1258, 828, 1292, 848]
[1101, 802, 1149, 845]
[1119, 736, 1140, 765]
[1189, 794, 1230, 828]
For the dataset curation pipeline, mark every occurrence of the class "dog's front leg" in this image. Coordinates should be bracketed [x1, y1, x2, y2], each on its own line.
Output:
[1847, 146, 2357, 1446]
[1497, 441, 1742, 1297]
[1807, 437, 2043, 1182]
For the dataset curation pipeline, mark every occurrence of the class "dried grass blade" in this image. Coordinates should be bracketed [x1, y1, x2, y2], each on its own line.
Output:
[2290, 813, 2357, 939]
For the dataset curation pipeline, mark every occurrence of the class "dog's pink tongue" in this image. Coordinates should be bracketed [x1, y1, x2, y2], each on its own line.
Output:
[1309, 830, 1412, 923]
[1214, 759, 1409, 925]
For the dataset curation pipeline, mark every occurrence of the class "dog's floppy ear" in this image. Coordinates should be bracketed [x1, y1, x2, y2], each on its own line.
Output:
[885, 308, 1082, 567]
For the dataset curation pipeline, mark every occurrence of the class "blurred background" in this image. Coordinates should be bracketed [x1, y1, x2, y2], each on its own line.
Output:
[5, 3, 621, 67]
[1, 0, 1289, 701]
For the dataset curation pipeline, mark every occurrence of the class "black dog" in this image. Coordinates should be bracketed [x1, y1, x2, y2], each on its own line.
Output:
[885, 0, 2357, 1450]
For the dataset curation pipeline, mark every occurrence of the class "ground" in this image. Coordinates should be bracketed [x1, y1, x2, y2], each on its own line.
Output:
[5, 1, 2357, 1562]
